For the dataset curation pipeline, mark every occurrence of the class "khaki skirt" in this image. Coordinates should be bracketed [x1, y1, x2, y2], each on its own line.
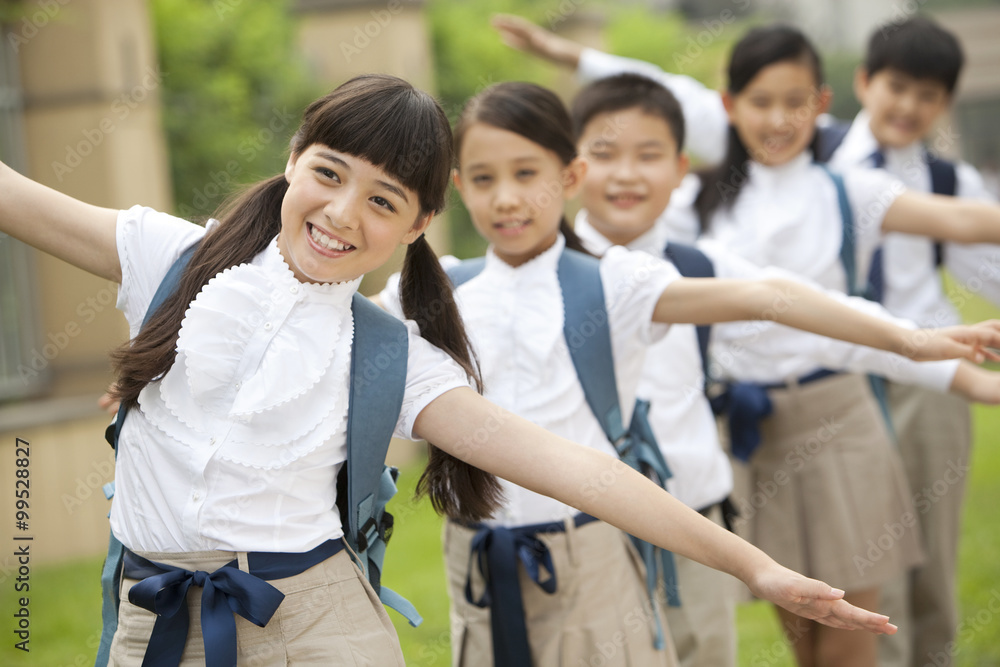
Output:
[109, 547, 404, 666]
[732, 373, 923, 593]
[444, 518, 677, 667]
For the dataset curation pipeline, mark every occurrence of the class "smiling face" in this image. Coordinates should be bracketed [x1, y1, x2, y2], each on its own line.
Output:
[854, 67, 951, 149]
[577, 107, 689, 246]
[278, 144, 430, 284]
[454, 122, 584, 267]
[724, 60, 831, 167]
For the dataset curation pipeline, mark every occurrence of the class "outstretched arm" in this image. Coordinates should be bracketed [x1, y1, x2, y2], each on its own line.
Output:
[492, 14, 584, 68]
[883, 190, 1000, 245]
[0, 160, 120, 281]
[415, 387, 897, 634]
[949, 360, 1000, 404]
[652, 276, 1000, 363]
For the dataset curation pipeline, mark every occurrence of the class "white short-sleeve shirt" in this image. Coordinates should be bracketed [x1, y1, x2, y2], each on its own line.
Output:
[111, 206, 469, 553]
[381, 234, 678, 526]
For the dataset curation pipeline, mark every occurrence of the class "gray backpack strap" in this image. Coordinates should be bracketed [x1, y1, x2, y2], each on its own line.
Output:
[341, 294, 419, 625]
[445, 257, 487, 288]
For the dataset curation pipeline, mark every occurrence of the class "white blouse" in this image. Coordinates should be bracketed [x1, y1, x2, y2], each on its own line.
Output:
[110, 206, 469, 553]
[381, 234, 678, 527]
[574, 212, 955, 510]
[828, 109, 1000, 327]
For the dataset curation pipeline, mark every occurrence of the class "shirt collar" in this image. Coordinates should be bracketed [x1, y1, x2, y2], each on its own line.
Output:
[483, 232, 566, 277]
[574, 209, 668, 257]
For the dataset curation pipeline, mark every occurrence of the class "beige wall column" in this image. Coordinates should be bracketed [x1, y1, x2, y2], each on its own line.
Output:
[1, 0, 172, 565]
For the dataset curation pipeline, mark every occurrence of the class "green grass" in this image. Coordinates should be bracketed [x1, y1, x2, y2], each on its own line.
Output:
[1, 410, 997, 666]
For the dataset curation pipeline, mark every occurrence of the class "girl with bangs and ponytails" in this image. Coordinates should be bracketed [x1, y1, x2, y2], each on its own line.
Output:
[492, 15, 1000, 667]
[3, 73, 990, 667]
[376, 79, 1000, 667]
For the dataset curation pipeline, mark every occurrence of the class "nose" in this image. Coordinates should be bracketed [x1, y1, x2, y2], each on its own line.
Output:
[324, 191, 362, 231]
[612, 156, 638, 182]
[898, 92, 918, 115]
[493, 179, 520, 212]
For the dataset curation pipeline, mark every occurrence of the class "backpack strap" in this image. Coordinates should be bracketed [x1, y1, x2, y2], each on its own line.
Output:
[814, 121, 851, 164]
[340, 294, 420, 626]
[818, 166, 897, 439]
[928, 154, 958, 267]
[96, 240, 200, 667]
[818, 165, 861, 298]
[662, 242, 715, 385]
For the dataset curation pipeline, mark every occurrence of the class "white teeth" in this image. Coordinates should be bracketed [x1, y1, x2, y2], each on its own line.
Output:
[497, 220, 526, 229]
[310, 225, 353, 251]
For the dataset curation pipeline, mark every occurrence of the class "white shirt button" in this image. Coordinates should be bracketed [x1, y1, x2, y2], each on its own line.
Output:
[192, 492, 201, 501]
[263, 322, 273, 331]
[235, 382, 242, 390]
[209, 437, 217, 446]
[290, 285, 299, 294]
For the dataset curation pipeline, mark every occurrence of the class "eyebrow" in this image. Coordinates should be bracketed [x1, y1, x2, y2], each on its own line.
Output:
[315, 151, 410, 204]
[465, 155, 542, 171]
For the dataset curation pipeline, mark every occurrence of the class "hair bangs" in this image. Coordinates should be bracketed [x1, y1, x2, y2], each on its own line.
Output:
[293, 75, 453, 215]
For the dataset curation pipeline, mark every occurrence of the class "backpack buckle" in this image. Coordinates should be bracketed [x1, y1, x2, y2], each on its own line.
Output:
[356, 512, 395, 552]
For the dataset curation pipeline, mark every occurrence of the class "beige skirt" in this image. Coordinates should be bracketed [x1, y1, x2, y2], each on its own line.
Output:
[109, 547, 404, 666]
[731, 373, 923, 593]
[444, 518, 677, 667]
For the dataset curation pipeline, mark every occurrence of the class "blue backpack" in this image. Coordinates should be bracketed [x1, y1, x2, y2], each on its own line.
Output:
[95, 243, 417, 666]
[447, 248, 680, 649]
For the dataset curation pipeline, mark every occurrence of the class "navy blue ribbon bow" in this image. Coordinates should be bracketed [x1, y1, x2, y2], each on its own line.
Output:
[126, 553, 283, 667]
[464, 522, 564, 666]
[123, 538, 344, 667]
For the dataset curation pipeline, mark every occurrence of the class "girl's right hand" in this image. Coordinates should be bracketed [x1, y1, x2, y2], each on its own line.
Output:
[900, 321, 1000, 363]
[748, 562, 898, 635]
[491, 14, 584, 67]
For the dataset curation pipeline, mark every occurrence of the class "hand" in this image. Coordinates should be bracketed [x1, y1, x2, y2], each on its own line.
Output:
[490, 14, 583, 67]
[98, 383, 121, 415]
[901, 320, 1000, 363]
[949, 360, 1000, 404]
[748, 562, 897, 634]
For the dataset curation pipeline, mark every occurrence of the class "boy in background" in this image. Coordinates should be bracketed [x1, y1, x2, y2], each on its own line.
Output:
[826, 17, 1000, 667]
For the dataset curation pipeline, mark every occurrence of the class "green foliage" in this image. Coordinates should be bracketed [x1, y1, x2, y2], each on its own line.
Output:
[151, 0, 318, 220]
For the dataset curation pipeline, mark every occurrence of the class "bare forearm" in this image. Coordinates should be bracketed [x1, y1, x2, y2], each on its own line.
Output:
[0, 161, 120, 281]
[885, 192, 1000, 244]
[415, 388, 772, 582]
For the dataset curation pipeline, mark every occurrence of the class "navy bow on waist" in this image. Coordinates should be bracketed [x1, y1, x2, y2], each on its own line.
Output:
[123, 538, 343, 667]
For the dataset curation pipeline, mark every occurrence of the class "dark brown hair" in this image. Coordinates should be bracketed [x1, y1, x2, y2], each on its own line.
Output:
[694, 25, 824, 229]
[110, 74, 502, 523]
[570, 72, 686, 153]
[453, 81, 590, 254]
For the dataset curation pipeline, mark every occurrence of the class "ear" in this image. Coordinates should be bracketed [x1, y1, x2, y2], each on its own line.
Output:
[853, 67, 870, 105]
[721, 90, 737, 123]
[284, 153, 297, 182]
[675, 151, 691, 183]
[561, 156, 588, 200]
[816, 84, 833, 115]
[401, 212, 434, 245]
[451, 167, 464, 196]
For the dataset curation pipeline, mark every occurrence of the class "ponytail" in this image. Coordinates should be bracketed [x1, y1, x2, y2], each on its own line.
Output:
[400, 235, 504, 522]
[110, 175, 288, 408]
[692, 127, 750, 230]
[559, 217, 592, 256]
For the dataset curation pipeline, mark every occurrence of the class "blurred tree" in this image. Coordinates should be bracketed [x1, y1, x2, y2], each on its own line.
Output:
[152, 0, 318, 220]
